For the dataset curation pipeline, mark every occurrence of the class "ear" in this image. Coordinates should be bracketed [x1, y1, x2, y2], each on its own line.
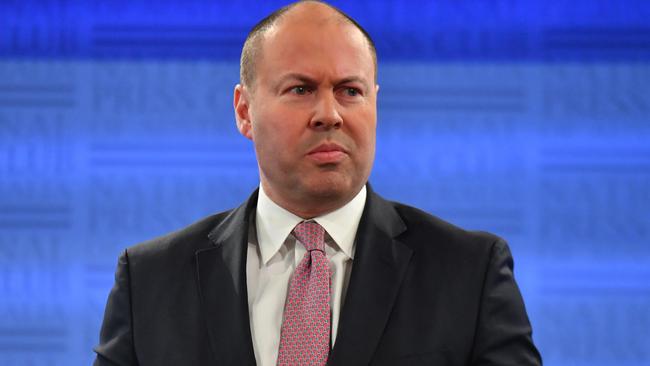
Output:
[234, 84, 253, 140]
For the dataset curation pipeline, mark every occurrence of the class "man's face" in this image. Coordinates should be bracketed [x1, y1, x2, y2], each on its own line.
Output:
[234, 6, 378, 217]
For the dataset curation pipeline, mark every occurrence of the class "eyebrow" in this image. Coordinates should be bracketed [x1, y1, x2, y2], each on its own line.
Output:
[273, 73, 370, 91]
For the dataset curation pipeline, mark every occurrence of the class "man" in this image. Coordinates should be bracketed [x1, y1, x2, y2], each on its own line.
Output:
[94, 1, 542, 365]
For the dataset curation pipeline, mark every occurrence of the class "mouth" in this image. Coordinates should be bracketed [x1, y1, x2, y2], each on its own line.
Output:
[307, 142, 348, 164]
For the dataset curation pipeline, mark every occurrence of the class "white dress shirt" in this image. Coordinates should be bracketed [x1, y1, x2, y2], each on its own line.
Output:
[245, 185, 367, 366]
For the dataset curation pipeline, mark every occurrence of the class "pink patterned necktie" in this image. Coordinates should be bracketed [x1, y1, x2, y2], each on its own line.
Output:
[277, 221, 331, 366]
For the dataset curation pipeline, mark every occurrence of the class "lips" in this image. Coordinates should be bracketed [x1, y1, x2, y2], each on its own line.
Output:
[307, 142, 348, 164]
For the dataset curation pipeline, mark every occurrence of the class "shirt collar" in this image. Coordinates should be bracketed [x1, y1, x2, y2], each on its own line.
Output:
[255, 185, 367, 264]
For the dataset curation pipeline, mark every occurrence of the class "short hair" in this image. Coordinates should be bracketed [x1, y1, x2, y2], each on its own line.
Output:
[239, 0, 378, 88]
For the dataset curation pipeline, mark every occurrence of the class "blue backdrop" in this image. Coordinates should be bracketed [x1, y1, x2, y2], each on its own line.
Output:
[1, 1, 649, 365]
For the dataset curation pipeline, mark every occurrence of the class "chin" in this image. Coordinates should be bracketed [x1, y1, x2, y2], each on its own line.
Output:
[303, 177, 358, 201]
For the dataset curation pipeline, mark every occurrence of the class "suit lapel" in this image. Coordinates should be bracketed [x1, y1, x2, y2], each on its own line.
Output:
[328, 187, 413, 366]
[194, 186, 412, 365]
[195, 190, 258, 365]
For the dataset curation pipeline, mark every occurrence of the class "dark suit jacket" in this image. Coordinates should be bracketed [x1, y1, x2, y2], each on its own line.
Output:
[94, 186, 541, 365]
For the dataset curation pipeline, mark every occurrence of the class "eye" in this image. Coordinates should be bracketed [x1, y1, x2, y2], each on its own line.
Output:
[290, 86, 311, 95]
[343, 87, 361, 97]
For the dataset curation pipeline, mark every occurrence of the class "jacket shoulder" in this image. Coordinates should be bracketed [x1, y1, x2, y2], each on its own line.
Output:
[389, 200, 503, 257]
[125, 209, 233, 262]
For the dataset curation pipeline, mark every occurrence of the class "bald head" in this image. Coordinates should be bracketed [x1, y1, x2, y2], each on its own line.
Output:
[239, 0, 377, 89]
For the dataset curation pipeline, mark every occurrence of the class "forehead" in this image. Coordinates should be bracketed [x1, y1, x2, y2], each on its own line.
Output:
[256, 7, 375, 83]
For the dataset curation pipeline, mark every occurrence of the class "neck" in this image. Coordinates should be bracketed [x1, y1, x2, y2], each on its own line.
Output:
[260, 182, 362, 219]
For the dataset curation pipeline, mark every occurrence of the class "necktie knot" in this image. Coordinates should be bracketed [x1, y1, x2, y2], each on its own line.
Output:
[292, 221, 326, 252]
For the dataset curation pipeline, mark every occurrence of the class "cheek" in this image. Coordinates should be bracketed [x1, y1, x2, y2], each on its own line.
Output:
[251, 112, 302, 155]
[351, 110, 377, 146]
[256, 124, 296, 148]
[259, 105, 310, 139]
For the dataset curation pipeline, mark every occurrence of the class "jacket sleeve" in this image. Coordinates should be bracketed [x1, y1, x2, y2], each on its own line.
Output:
[93, 250, 139, 366]
[470, 239, 542, 365]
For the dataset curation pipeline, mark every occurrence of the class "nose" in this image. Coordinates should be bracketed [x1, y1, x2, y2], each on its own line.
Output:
[309, 91, 343, 130]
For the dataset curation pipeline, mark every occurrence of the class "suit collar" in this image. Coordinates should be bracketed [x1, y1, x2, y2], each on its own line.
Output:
[195, 189, 258, 365]
[328, 185, 413, 366]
